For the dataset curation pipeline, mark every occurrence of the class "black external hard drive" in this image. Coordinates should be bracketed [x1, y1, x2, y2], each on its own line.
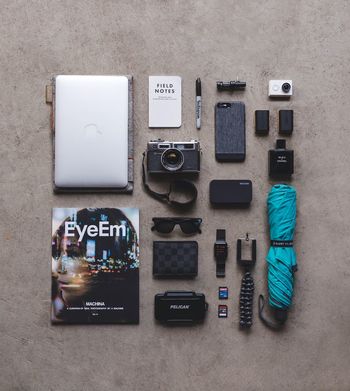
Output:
[209, 180, 252, 208]
[215, 102, 245, 162]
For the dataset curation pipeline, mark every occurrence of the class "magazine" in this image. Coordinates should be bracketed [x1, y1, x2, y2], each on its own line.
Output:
[51, 208, 139, 324]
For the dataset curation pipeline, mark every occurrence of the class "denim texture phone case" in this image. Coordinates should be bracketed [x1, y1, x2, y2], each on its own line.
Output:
[215, 101, 245, 162]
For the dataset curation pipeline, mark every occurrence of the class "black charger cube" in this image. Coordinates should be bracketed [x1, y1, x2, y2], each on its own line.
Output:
[209, 180, 252, 207]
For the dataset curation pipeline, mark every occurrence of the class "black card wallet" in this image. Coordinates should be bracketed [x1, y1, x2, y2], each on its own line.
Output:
[153, 241, 198, 278]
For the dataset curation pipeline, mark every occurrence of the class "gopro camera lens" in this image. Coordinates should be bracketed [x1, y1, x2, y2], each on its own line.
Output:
[282, 82, 291, 93]
[161, 148, 184, 171]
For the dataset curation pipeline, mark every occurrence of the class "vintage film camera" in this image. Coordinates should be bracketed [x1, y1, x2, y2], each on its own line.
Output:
[146, 140, 200, 174]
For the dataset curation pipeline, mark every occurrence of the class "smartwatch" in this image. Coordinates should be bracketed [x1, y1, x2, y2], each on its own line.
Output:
[214, 229, 228, 277]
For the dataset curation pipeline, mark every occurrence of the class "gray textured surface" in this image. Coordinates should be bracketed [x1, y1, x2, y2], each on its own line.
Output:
[1, 1, 350, 390]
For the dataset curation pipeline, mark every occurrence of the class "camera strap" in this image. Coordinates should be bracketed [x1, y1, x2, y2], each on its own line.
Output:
[142, 153, 197, 207]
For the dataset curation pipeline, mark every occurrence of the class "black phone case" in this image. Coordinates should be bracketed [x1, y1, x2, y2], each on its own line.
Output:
[215, 102, 245, 162]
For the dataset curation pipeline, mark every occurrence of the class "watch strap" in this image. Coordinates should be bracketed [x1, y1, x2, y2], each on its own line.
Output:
[216, 229, 226, 241]
[215, 229, 227, 277]
[216, 261, 225, 278]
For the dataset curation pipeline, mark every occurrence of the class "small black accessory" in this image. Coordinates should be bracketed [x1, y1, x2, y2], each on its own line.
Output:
[279, 110, 293, 135]
[154, 291, 208, 324]
[214, 229, 228, 277]
[215, 102, 245, 162]
[151, 217, 202, 235]
[209, 180, 252, 208]
[218, 304, 228, 318]
[268, 139, 294, 179]
[237, 234, 256, 329]
[142, 153, 197, 207]
[153, 241, 198, 278]
[219, 287, 228, 300]
[216, 80, 246, 91]
[255, 110, 269, 135]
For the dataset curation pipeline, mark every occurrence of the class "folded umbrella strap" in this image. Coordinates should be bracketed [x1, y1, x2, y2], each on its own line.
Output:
[258, 295, 287, 330]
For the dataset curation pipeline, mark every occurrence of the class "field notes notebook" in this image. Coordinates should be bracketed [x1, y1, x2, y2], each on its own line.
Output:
[149, 76, 182, 128]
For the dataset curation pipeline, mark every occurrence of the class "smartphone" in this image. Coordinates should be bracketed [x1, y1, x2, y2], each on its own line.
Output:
[215, 101, 245, 162]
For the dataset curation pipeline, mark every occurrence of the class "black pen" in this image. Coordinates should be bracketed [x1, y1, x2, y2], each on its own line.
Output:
[196, 78, 201, 129]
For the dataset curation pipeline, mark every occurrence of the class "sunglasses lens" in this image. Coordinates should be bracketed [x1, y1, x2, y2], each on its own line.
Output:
[155, 221, 175, 233]
[180, 220, 200, 234]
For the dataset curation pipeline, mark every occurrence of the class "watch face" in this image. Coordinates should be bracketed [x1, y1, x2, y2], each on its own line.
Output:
[215, 243, 228, 258]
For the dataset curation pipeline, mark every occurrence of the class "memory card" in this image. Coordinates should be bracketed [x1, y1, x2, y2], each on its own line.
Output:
[218, 305, 228, 318]
[218, 286, 228, 300]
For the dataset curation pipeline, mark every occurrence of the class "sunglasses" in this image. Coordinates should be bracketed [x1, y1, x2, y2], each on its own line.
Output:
[151, 218, 202, 234]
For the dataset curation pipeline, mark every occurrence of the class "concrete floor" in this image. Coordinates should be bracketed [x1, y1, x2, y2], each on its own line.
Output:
[1, 1, 350, 390]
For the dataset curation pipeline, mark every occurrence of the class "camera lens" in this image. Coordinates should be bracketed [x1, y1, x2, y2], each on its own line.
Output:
[161, 148, 184, 172]
[282, 83, 291, 93]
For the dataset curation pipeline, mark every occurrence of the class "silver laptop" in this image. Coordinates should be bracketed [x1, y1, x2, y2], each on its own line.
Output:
[54, 75, 129, 189]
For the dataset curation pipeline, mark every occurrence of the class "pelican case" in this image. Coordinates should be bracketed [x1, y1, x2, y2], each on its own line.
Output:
[154, 291, 208, 324]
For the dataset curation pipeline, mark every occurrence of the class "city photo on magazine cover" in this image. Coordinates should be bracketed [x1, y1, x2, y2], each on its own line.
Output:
[51, 208, 139, 324]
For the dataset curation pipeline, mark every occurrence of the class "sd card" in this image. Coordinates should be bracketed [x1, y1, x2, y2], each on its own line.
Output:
[218, 305, 228, 318]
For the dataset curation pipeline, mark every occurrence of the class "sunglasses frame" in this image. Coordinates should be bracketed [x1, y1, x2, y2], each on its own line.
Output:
[151, 217, 202, 234]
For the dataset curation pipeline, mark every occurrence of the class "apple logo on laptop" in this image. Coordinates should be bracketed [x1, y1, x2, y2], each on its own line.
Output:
[84, 123, 102, 139]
